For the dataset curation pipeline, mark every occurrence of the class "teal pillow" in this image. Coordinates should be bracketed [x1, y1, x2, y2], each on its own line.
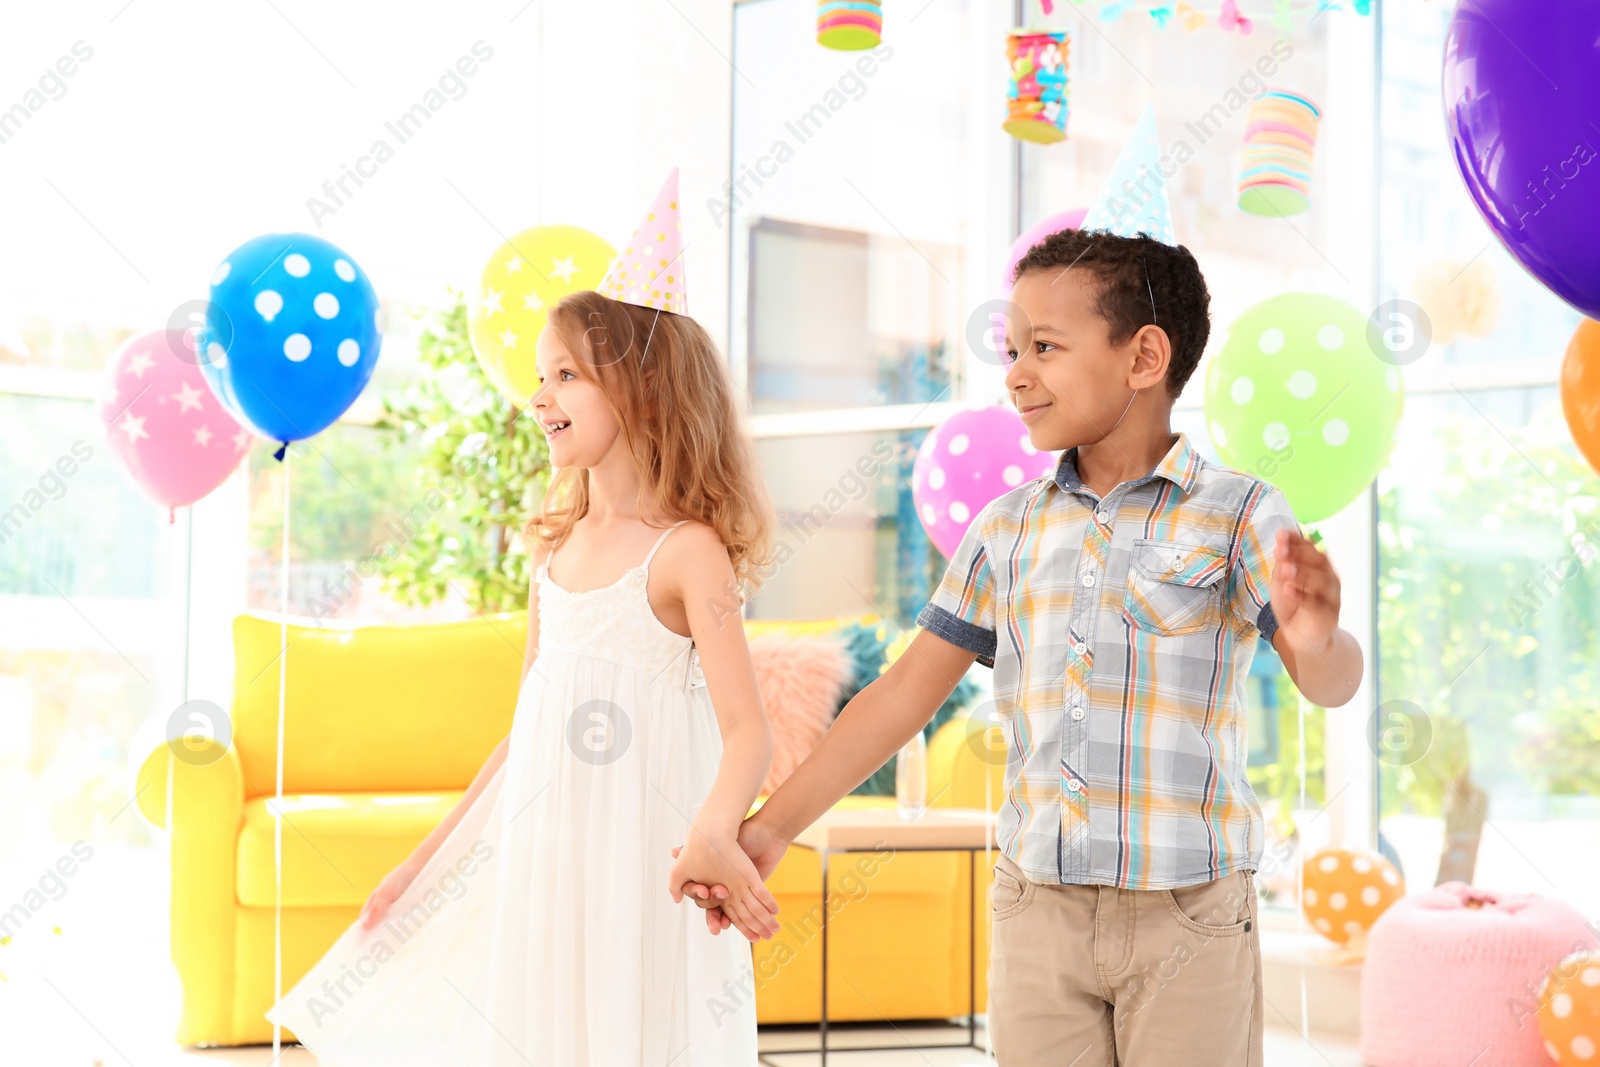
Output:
[831, 621, 982, 797]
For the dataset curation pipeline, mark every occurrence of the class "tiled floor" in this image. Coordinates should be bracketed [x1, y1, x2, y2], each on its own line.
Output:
[78, 1021, 1361, 1065]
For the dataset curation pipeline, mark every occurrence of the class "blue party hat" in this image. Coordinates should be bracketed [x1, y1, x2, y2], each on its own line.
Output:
[1080, 104, 1175, 245]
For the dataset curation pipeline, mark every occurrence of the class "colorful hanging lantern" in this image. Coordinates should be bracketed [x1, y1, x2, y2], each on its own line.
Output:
[817, 0, 882, 50]
[1237, 88, 1321, 217]
[1003, 29, 1070, 144]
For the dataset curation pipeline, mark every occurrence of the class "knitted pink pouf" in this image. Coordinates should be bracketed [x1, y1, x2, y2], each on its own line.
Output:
[1360, 881, 1600, 1067]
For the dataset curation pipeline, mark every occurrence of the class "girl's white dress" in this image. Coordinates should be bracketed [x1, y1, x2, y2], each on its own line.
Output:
[266, 521, 759, 1065]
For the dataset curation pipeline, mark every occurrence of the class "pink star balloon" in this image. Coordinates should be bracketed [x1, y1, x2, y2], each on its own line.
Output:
[98, 329, 256, 522]
[913, 405, 1057, 559]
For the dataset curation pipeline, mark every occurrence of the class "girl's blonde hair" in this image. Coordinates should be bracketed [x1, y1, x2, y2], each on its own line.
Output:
[521, 290, 776, 598]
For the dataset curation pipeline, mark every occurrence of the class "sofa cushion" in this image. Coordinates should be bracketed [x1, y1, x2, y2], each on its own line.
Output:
[237, 791, 463, 908]
[743, 612, 878, 641]
[231, 612, 523, 799]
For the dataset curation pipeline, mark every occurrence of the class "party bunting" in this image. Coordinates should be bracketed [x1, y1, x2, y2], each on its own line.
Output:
[1060, 0, 1369, 32]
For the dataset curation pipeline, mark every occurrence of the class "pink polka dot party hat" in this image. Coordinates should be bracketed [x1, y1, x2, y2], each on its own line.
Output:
[598, 168, 687, 315]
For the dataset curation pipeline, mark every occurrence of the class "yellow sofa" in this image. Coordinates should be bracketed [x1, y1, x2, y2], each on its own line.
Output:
[133, 611, 1004, 1047]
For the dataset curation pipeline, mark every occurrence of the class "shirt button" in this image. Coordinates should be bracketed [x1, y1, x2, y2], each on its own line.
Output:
[1096, 510, 1110, 524]
[1066, 779, 1082, 792]
[1071, 705, 1085, 720]
[1082, 573, 1096, 588]
[1073, 641, 1087, 655]
[1170, 556, 1183, 572]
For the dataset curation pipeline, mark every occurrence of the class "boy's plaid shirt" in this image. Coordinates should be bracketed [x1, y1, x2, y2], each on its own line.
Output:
[917, 431, 1299, 890]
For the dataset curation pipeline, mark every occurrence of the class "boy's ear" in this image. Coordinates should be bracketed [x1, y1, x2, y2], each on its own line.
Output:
[1130, 324, 1172, 391]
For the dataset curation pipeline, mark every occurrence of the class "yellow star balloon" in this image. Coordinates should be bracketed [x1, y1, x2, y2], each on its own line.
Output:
[468, 225, 616, 406]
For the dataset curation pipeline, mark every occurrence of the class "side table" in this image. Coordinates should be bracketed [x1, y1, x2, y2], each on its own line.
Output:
[758, 806, 998, 1066]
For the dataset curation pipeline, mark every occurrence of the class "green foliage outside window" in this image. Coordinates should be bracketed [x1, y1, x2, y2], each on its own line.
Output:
[1377, 394, 1600, 819]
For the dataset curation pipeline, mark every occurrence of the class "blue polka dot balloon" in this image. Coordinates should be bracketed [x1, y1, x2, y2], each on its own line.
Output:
[196, 233, 382, 460]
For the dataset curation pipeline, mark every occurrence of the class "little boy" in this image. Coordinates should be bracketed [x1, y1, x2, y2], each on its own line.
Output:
[684, 228, 1363, 1065]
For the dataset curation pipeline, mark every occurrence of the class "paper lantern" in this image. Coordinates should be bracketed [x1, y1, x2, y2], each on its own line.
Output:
[1238, 89, 1320, 217]
[818, 0, 881, 50]
[1538, 951, 1600, 1067]
[1301, 846, 1404, 945]
[1003, 29, 1069, 144]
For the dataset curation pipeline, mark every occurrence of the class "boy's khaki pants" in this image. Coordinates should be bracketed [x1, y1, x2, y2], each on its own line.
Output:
[988, 853, 1264, 1067]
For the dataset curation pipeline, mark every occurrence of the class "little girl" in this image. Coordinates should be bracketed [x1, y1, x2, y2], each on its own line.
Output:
[266, 183, 783, 1063]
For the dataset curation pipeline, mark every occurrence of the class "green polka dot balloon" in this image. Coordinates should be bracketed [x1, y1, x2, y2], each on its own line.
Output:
[1203, 293, 1404, 523]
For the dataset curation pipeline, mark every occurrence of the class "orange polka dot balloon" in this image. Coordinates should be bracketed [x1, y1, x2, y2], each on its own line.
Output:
[1538, 951, 1600, 1067]
[1301, 846, 1404, 945]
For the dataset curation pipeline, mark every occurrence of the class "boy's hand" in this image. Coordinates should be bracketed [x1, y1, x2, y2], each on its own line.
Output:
[674, 816, 791, 936]
[1270, 528, 1340, 653]
[667, 827, 782, 942]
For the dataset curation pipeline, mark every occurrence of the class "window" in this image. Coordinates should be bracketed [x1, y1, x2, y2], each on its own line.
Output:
[1377, 389, 1600, 915]
[1375, 0, 1594, 913]
[0, 356, 179, 914]
[731, 0, 1004, 631]
[748, 428, 939, 625]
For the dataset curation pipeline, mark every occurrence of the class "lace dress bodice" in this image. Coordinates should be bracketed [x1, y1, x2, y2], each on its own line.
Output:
[534, 522, 706, 691]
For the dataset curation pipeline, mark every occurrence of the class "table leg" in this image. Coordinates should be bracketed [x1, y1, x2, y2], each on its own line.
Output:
[969, 848, 978, 1049]
[820, 848, 829, 1067]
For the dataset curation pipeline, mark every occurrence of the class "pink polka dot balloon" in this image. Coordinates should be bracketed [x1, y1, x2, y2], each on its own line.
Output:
[913, 405, 1056, 558]
[1002, 207, 1087, 295]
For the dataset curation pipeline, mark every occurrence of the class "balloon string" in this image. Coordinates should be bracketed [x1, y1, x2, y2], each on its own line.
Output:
[272, 451, 289, 1056]
[1296, 684, 1309, 1063]
[986, 717, 995, 1063]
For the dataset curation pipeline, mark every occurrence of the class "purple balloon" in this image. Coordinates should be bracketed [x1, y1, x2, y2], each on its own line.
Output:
[1443, 0, 1600, 319]
[1002, 207, 1088, 295]
[912, 405, 1057, 559]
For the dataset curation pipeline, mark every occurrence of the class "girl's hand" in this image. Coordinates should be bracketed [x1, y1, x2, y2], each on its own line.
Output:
[359, 856, 422, 930]
[668, 829, 781, 942]
[675, 817, 792, 936]
[672, 848, 733, 935]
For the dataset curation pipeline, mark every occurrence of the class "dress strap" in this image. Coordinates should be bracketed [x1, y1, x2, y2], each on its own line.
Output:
[641, 521, 689, 573]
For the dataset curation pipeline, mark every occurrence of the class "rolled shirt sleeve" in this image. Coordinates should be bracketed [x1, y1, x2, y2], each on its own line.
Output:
[916, 507, 999, 669]
[1226, 481, 1300, 643]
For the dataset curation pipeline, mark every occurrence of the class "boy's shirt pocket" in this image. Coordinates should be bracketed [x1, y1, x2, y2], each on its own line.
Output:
[1122, 537, 1229, 637]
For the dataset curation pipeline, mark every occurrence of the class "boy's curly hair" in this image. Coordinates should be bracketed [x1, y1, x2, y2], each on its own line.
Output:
[1011, 229, 1211, 400]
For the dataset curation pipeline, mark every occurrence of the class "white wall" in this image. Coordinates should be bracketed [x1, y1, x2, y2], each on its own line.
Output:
[0, 0, 734, 345]
[0, 1, 739, 700]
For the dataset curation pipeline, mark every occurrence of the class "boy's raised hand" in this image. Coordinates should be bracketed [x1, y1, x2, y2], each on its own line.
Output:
[1269, 528, 1340, 653]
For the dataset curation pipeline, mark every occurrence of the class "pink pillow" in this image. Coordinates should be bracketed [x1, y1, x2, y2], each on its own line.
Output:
[1360, 881, 1600, 1067]
[748, 632, 852, 795]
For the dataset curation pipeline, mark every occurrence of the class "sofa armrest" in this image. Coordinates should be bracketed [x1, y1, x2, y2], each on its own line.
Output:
[928, 714, 1006, 811]
[167, 737, 246, 1046]
[128, 715, 172, 828]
